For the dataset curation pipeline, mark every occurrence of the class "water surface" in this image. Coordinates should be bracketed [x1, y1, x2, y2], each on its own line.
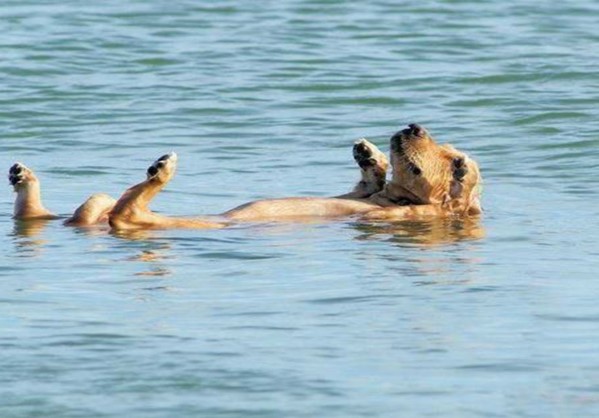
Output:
[1, 1, 599, 417]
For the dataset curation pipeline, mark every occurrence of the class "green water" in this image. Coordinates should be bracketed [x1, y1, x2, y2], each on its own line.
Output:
[2, 1, 599, 417]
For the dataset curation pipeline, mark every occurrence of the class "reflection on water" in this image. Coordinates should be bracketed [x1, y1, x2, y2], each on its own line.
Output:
[134, 267, 171, 277]
[9, 218, 177, 276]
[354, 217, 485, 284]
[11, 219, 52, 239]
[129, 249, 170, 263]
[353, 216, 485, 247]
[70, 224, 112, 238]
[112, 230, 174, 277]
[110, 228, 158, 242]
[10, 219, 52, 257]
[131, 249, 173, 277]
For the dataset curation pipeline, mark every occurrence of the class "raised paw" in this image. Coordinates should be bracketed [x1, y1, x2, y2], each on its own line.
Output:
[146, 152, 178, 183]
[353, 140, 376, 168]
[351, 139, 389, 197]
[8, 163, 37, 188]
[353, 139, 388, 172]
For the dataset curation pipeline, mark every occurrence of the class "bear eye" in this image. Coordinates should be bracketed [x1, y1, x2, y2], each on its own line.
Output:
[408, 163, 422, 176]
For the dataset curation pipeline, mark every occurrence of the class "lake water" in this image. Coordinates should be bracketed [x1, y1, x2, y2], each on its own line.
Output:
[1, 0, 599, 417]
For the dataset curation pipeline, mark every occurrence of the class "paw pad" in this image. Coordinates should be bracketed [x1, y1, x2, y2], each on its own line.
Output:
[146, 152, 177, 179]
[353, 140, 378, 170]
[353, 141, 373, 160]
[8, 163, 25, 186]
[147, 165, 159, 178]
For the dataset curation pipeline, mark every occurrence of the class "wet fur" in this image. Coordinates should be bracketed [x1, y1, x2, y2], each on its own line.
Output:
[9, 125, 482, 230]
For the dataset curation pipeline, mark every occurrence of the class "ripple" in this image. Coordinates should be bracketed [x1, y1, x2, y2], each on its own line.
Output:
[456, 362, 544, 373]
[536, 314, 599, 323]
[194, 251, 281, 260]
[306, 294, 404, 305]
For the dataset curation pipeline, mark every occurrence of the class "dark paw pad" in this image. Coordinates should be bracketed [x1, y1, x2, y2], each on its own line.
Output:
[354, 142, 372, 157]
[8, 175, 21, 186]
[353, 142, 374, 166]
[147, 153, 177, 179]
[8, 164, 24, 186]
[9, 164, 22, 175]
[358, 158, 377, 169]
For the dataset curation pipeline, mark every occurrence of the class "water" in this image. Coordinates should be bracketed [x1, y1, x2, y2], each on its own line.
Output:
[1, 0, 599, 416]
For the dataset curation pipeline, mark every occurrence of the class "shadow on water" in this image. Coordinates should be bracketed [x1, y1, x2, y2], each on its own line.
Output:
[352, 216, 485, 247]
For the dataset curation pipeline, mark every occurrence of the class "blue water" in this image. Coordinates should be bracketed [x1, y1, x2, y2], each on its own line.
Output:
[2, 1, 599, 417]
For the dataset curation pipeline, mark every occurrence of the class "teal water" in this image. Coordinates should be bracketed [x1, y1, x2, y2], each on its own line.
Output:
[2, 1, 599, 417]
